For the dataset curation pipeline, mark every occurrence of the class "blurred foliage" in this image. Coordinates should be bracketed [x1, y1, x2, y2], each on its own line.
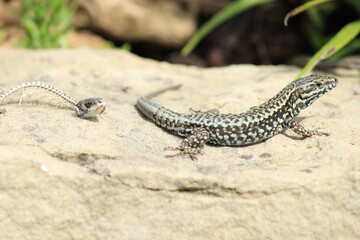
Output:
[285, 0, 360, 77]
[181, 0, 273, 56]
[120, 43, 132, 52]
[0, 22, 5, 44]
[104, 40, 116, 49]
[284, 0, 333, 27]
[297, 20, 360, 77]
[182, 0, 359, 72]
[105, 41, 132, 52]
[302, 0, 360, 56]
[18, 0, 76, 49]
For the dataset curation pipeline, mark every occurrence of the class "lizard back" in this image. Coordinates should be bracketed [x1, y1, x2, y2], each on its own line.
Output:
[137, 74, 337, 147]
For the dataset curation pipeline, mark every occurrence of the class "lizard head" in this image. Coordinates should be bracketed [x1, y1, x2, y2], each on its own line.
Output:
[76, 98, 106, 118]
[293, 74, 338, 109]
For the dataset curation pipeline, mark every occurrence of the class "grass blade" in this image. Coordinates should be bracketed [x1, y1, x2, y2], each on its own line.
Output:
[181, 0, 273, 56]
[329, 39, 360, 59]
[284, 0, 333, 26]
[296, 19, 360, 78]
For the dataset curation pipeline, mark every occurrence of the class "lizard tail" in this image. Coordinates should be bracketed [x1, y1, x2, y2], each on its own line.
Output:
[143, 84, 182, 99]
[136, 84, 182, 121]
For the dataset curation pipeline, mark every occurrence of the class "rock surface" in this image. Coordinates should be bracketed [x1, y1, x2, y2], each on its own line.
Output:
[0, 49, 359, 240]
[74, 0, 197, 47]
[0, 0, 197, 48]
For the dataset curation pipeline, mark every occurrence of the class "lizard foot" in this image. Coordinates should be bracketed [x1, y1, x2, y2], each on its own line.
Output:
[164, 127, 210, 161]
[165, 146, 203, 161]
[306, 128, 329, 137]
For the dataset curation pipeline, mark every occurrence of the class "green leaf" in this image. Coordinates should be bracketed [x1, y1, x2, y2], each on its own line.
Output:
[0, 28, 6, 43]
[181, 0, 273, 56]
[19, 0, 76, 48]
[297, 19, 360, 78]
[305, 24, 326, 50]
[345, 0, 360, 14]
[328, 39, 360, 60]
[121, 43, 132, 52]
[284, 0, 333, 26]
[306, 6, 324, 28]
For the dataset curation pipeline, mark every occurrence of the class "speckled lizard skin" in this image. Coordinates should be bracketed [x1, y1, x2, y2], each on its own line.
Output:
[137, 74, 338, 160]
[0, 81, 106, 118]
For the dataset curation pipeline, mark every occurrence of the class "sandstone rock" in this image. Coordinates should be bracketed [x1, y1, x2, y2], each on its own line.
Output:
[0, 0, 197, 48]
[67, 30, 108, 48]
[0, 49, 359, 239]
[74, 0, 197, 47]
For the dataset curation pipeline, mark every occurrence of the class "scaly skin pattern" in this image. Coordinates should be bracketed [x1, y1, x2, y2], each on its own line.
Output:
[0, 81, 106, 118]
[136, 74, 338, 160]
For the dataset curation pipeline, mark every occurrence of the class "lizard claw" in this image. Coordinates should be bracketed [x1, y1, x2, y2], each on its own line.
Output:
[308, 128, 329, 136]
[164, 145, 202, 161]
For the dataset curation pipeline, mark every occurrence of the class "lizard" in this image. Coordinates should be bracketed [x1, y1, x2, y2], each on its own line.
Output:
[136, 74, 338, 160]
[0, 81, 106, 118]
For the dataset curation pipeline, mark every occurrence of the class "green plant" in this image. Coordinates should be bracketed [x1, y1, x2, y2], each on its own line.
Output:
[19, 0, 76, 49]
[0, 22, 5, 44]
[120, 42, 132, 52]
[105, 41, 132, 52]
[181, 0, 360, 76]
[284, 0, 360, 77]
[297, 20, 360, 77]
[181, 0, 274, 56]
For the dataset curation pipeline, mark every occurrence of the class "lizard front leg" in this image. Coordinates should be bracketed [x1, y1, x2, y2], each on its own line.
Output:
[286, 119, 329, 137]
[165, 127, 211, 160]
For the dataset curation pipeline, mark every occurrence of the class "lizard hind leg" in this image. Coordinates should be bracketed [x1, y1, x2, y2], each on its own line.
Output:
[165, 127, 211, 160]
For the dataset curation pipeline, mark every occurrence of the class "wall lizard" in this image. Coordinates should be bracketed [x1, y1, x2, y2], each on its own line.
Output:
[136, 74, 338, 160]
[0, 81, 106, 118]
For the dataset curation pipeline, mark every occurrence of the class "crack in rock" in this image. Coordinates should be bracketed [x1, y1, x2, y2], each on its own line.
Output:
[50, 152, 119, 166]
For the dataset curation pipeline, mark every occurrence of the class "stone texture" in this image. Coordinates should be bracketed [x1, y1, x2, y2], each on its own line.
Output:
[74, 0, 197, 47]
[0, 0, 197, 48]
[0, 49, 359, 240]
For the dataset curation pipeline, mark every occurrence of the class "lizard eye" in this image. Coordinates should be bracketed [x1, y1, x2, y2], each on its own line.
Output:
[316, 82, 322, 87]
[85, 102, 93, 108]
